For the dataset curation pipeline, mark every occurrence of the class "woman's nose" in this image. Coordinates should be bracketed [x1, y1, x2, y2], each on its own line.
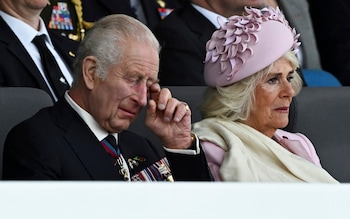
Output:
[282, 80, 295, 97]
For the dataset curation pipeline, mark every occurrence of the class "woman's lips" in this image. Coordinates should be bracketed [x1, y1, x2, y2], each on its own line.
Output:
[274, 106, 289, 113]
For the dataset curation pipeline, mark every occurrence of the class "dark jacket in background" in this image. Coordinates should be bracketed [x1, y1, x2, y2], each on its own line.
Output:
[0, 16, 78, 100]
[153, 3, 216, 86]
[41, 0, 182, 40]
[308, 0, 350, 85]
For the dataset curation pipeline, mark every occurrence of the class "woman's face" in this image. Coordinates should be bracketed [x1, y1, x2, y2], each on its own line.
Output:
[244, 58, 295, 137]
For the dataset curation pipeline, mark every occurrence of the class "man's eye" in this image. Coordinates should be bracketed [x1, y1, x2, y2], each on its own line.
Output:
[125, 75, 156, 87]
[125, 76, 139, 84]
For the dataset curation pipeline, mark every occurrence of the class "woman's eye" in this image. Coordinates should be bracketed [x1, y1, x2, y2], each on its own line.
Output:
[287, 76, 294, 82]
[267, 77, 278, 84]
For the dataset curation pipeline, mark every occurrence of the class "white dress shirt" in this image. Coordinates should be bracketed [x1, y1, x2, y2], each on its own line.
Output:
[191, 3, 226, 28]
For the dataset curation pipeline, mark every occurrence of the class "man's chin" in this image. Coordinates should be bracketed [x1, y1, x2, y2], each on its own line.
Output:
[109, 121, 131, 133]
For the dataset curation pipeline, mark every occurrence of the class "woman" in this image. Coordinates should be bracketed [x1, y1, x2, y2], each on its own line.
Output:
[192, 6, 337, 182]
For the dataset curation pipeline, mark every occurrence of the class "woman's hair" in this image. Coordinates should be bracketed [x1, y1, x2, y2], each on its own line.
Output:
[72, 14, 160, 85]
[199, 50, 303, 121]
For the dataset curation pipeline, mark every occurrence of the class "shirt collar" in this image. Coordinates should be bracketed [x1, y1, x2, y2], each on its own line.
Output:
[64, 92, 119, 142]
[191, 3, 227, 28]
[0, 10, 52, 46]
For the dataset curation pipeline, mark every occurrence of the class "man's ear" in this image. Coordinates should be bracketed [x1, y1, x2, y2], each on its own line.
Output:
[82, 56, 98, 90]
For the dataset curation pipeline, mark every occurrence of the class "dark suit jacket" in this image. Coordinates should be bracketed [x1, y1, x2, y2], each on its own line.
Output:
[0, 16, 79, 101]
[308, 0, 350, 85]
[153, 3, 216, 86]
[81, 0, 181, 30]
[2, 97, 211, 181]
[82, 0, 137, 22]
[42, 0, 181, 40]
[140, 0, 181, 30]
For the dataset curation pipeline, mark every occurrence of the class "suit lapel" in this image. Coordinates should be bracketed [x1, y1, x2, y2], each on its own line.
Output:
[52, 98, 123, 180]
[183, 5, 217, 45]
[0, 16, 50, 93]
[140, 0, 179, 28]
[50, 99, 165, 180]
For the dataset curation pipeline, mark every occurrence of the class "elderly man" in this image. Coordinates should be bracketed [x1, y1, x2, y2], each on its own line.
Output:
[2, 14, 211, 181]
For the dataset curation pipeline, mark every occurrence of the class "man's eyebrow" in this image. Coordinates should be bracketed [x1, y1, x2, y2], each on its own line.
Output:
[152, 78, 160, 84]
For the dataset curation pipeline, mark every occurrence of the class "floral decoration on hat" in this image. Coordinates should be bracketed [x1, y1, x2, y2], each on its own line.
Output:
[204, 6, 300, 86]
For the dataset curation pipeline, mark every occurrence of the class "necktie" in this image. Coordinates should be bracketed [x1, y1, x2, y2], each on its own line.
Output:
[32, 35, 70, 99]
[101, 134, 130, 181]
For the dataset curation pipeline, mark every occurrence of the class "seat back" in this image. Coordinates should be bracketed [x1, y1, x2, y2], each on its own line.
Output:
[302, 69, 342, 87]
[128, 86, 207, 149]
[285, 87, 350, 182]
[0, 87, 53, 178]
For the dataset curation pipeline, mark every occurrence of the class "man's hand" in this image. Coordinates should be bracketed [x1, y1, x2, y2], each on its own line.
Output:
[145, 84, 193, 149]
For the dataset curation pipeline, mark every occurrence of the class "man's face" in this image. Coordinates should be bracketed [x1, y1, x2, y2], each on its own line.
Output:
[86, 41, 159, 133]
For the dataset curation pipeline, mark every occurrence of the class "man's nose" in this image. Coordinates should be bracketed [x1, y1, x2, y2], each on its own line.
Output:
[135, 82, 148, 106]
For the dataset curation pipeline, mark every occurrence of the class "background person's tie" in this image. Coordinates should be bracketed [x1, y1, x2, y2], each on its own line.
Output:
[100, 134, 130, 181]
[32, 35, 70, 99]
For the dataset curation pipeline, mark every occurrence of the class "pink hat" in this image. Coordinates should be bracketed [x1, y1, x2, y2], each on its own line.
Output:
[204, 7, 300, 87]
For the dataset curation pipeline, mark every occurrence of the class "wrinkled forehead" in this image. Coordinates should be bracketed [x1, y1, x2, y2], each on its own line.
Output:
[119, 47, 159, 76]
